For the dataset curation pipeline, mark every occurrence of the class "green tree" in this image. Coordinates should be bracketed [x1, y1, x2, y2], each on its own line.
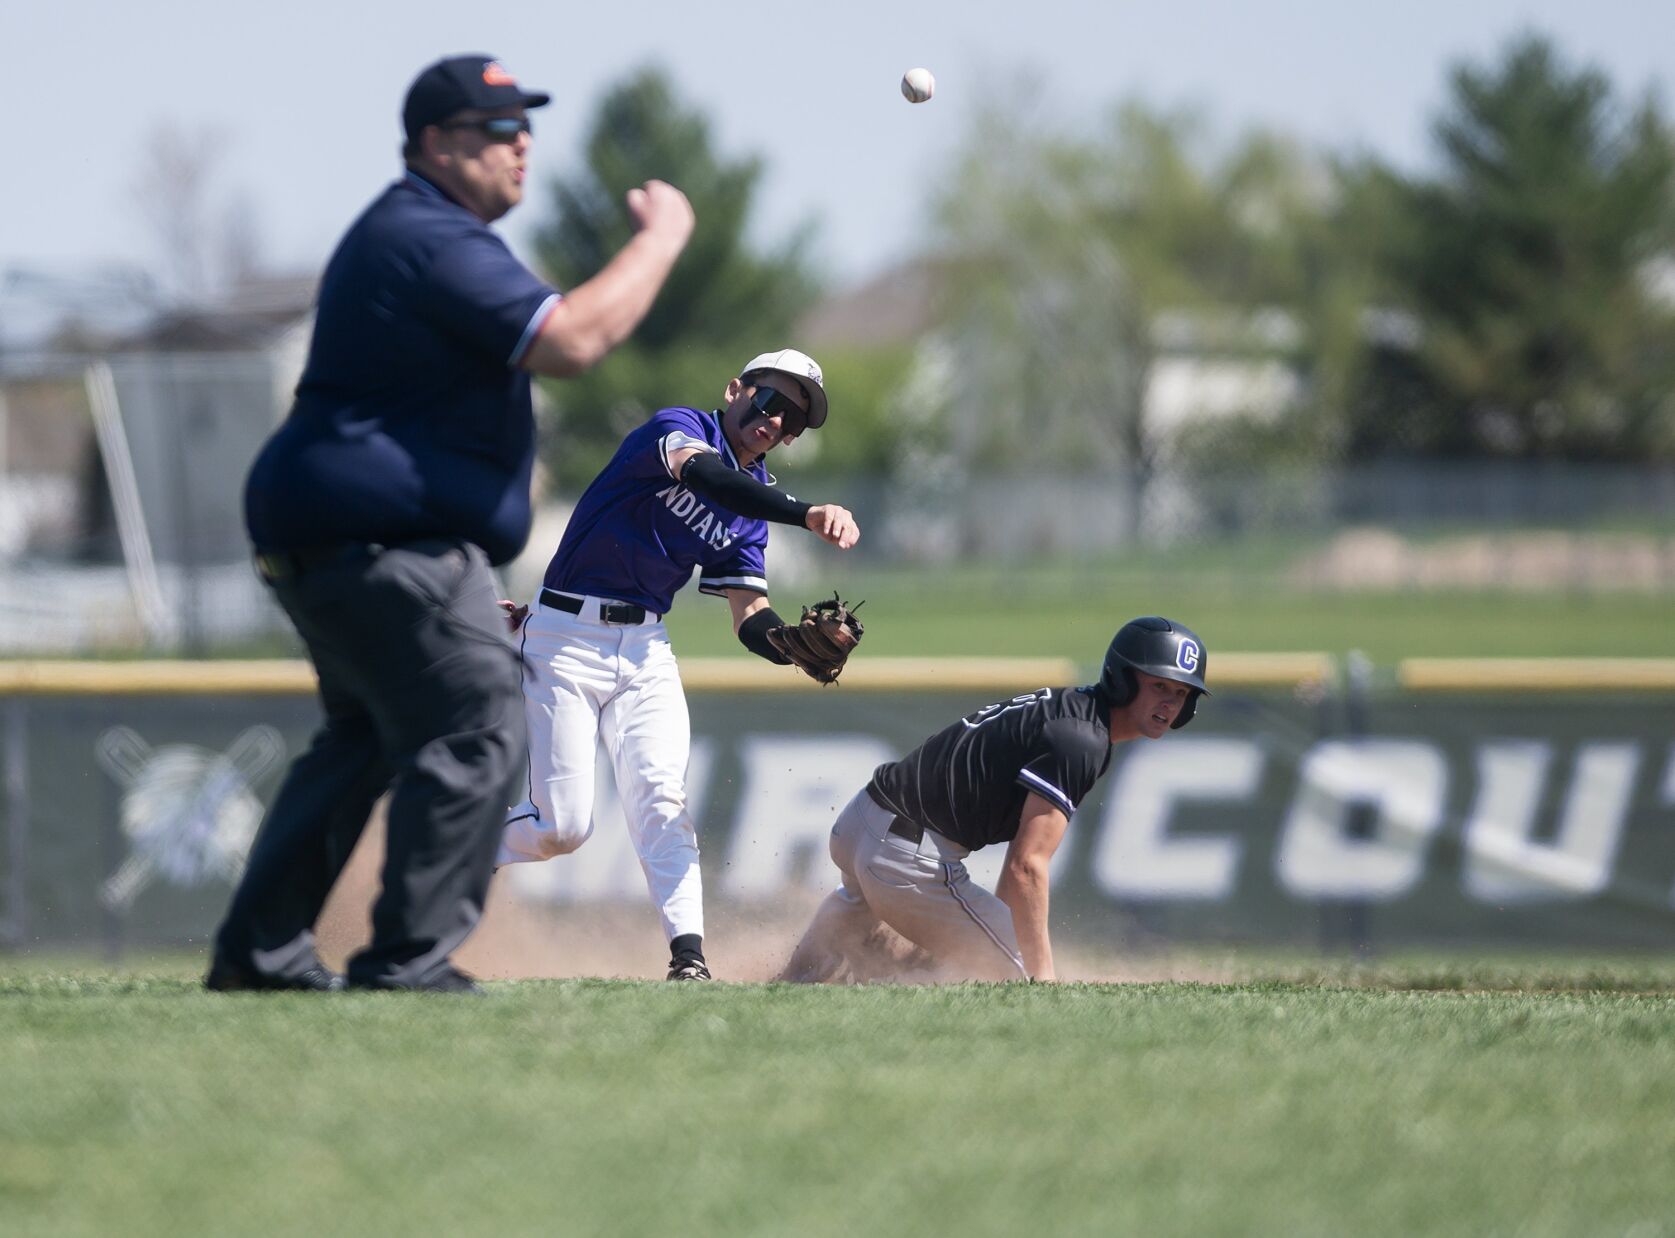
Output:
[531, 66, 822, 488]
[928, 92, 1335, 539]
[1354, 33, 1675, 460]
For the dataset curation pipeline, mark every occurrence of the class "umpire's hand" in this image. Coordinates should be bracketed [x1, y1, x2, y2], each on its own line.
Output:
[626, 180, 695, 249]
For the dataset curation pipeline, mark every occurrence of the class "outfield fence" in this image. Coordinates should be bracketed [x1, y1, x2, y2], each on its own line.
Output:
[4, 654, 1675, 959]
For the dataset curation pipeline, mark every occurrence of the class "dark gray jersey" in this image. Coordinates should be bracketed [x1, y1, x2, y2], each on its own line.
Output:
[868, 686, 1113, 851]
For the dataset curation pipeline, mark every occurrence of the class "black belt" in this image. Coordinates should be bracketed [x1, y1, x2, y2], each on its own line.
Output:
[541, 588, 656, 625]
[253, 542, 382, 583]
[869, 785, 926, 844]
[888, 817, 925, 844]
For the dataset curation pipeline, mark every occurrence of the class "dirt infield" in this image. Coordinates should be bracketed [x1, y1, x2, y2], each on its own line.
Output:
[313, 808, 1234, 985]
[310, 808, 820, 981]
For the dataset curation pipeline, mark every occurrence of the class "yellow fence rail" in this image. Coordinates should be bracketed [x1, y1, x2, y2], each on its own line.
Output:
[1398, 658, 1675, 692]
[0, 652, 1339, 696]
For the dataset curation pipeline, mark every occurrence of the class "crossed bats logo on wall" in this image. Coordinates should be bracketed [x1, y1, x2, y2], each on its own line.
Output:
[95, 726, 286, 912]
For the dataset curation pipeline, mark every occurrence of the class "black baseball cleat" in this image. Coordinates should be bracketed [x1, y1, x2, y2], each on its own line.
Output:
[667, 958, 713, 981]
[348, 965, 484, 995]
[205, 958, 345, 992]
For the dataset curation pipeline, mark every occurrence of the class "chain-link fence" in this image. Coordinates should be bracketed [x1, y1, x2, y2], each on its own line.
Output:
[0, 353, 288, 654]
[4, 348, 1674, 655]
[805, 464, 1675, 590]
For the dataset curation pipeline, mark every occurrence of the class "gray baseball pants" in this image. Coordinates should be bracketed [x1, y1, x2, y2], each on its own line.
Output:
[782, 787, 1027, 983]
[212, 538, 524, 989]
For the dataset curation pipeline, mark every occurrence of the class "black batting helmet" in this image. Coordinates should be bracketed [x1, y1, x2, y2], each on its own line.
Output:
[1099, 616, 1210, 728]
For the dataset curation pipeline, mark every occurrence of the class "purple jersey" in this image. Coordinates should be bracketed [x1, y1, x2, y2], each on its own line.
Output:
[541, 407, 773, 613]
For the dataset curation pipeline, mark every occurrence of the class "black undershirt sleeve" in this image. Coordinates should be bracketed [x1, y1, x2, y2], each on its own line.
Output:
[680, 451, 812, 526]
[738, 607, 793, 664]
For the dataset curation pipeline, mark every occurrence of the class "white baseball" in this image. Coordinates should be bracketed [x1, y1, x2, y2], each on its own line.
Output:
[901, 67, 935, 104]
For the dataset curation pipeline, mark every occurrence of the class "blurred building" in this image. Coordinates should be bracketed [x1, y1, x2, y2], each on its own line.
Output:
[798, 257, 1304, 445]
[795, 259, 1674, 579]
[0, 273, 315, 653]
[0, 263, 160, 356]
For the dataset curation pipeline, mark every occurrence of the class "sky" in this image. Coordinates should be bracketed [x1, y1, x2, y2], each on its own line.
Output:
[3, 0, 1672, 297]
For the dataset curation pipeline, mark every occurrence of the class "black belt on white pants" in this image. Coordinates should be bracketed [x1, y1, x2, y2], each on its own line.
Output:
[540, 588, 659, 625]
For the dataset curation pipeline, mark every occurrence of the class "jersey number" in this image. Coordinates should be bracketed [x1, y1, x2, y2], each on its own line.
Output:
[961, 687, 1052, 730]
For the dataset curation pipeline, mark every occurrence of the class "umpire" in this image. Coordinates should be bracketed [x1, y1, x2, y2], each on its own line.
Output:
[206, 54, 693, 993]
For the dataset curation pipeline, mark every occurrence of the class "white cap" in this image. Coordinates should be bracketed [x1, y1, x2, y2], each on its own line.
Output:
[739, 348, 828, 429]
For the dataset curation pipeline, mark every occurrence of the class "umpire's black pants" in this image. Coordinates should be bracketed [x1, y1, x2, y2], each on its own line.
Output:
[212, 538, 524, 989]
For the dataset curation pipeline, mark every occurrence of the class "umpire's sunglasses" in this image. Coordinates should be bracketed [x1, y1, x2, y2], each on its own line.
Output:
[441, 116, 532, 143]
[747, 384, 809, 436]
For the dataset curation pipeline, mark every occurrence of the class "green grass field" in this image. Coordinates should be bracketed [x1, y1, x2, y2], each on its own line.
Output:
[660, 563, 1675, 666]
[212, 555, 1673, 668]
[13, 548, 1672, 1234]
[5, 958, 1674, 1237]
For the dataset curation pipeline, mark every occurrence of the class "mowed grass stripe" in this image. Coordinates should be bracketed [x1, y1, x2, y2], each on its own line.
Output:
[3, 976, 1674, 1237]
[661, 574, 1675, 664]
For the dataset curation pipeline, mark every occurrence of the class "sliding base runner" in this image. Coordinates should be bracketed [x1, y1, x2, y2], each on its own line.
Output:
[781, 617, 1209, 984]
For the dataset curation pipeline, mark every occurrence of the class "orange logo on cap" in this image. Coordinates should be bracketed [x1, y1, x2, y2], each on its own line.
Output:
[482, 62, 517, 86]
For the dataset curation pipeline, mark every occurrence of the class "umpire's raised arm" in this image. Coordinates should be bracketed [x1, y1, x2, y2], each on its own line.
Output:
[521, 179, 694, 377]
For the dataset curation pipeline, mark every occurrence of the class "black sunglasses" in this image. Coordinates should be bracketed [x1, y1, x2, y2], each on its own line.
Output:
[441, 116, 532, 143]
[747, 384, 809, 436]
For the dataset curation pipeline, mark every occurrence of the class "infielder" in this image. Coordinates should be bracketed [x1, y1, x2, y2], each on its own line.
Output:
[497, 349, 860, 981]
[779, 616, 1209, 983]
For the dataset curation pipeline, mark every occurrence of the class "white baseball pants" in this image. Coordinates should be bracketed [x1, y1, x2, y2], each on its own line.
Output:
[497, 595, 704, 943]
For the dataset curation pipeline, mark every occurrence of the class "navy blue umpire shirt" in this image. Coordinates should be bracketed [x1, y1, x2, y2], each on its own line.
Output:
[245, 171, 560, 566]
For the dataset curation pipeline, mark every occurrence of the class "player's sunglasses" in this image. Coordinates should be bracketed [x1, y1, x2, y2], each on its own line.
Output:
[440, 116, 532, 143]
[747, 385, 809, 436]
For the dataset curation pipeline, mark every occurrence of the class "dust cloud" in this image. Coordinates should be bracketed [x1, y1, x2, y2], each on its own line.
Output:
[314, 811, 1229, 985]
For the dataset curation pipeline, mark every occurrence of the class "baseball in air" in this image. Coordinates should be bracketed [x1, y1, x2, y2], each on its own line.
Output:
[901, 67, 935, 104]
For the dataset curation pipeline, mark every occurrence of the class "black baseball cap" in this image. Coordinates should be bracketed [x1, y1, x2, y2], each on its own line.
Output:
[402, 55, 551, 142]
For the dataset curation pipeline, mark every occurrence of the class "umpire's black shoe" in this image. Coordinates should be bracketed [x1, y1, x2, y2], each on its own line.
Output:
[205, 958, 345, 992]
[349, 965, 484, 995]
[667, 958, 713, 981]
